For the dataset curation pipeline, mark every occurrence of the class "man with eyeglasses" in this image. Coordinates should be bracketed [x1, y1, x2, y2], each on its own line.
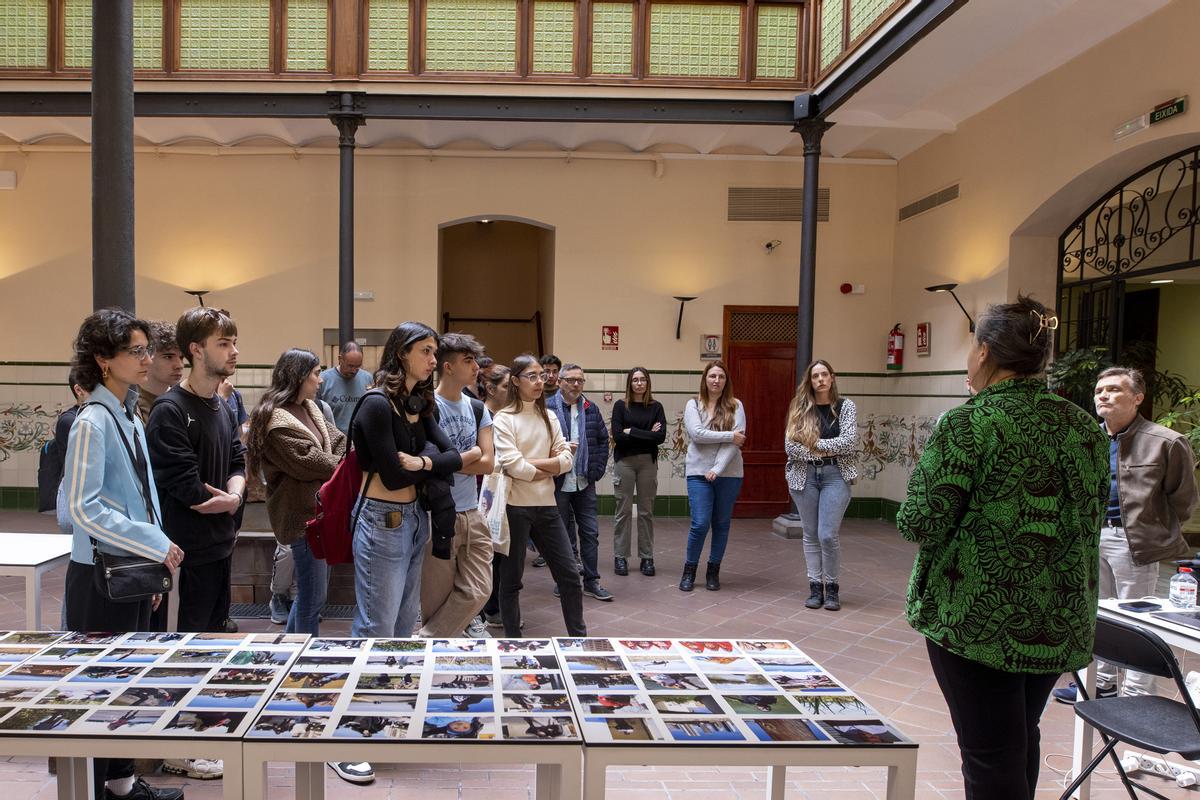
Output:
[540, 354, 562, 399]
[546, 364, 613, 602]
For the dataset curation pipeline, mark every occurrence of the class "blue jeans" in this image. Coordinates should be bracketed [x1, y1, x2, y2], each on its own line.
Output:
[351, 497, 430, 638]
[790, 463, 851, 583]
[685, 475, 742, 565]
[557, 482, 600, 582]
[286, 537, 328, 636]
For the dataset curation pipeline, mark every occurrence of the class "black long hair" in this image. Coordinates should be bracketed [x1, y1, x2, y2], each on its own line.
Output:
[375, 321, 439, 417]
[71, 308, 151, 392]
[247, 348, 321, 474]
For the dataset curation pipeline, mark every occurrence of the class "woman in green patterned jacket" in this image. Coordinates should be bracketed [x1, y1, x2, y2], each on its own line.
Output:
[897, 295, 1108, 800]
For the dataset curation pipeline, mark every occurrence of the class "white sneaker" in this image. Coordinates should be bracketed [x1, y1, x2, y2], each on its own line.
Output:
[330, 761, 375, 784]
[463, 616, 491, 638]
[162, 758, 223, 780]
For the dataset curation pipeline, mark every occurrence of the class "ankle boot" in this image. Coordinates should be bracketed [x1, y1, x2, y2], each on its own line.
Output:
[705, 562, 721, 591]
[823, 582, 841, 611]
[678, 562, 698, 592]
[805, 581, 824, 609]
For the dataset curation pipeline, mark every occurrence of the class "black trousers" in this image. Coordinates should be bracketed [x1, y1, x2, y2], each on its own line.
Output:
[926, 638, 1059, 800]
[65, 560, 148, 794]
[482, 553, 502, 618]
[499, 505, 586, 638]
[177, 555, 232, 633]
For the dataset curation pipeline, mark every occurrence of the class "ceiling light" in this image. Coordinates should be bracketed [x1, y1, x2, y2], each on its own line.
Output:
[1150, 279, 1174, 284]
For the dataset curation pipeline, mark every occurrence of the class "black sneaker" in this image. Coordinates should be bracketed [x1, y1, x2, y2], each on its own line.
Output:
[329, 761, 375, 784]
[1052, 682, 1117, 705]
[532, 555, 547, 568]
[584, 581, 614, 602]
[103, 778, 184, 800]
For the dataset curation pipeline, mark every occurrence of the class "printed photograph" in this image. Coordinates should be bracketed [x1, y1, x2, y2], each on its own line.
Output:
[617, 640, 675, 652]
[582, 716, 658, 742]
[820, 719, 904, 745]
[189, 688, 262, 709]
[366, 655, 424, 670]
[639, 672, 707, 692]
[754, 656, 816, 671]
[556, 638, 615, 653]
[1, 687, 47, 704]
[494, 639, 552, 653]
[578, 694, 653, 715]
[266, 691, 339, 713]
[189, 632, 247, 645]
[38, 687, 112, 705]
[690, 656, 756, 673]
[662, 716, 744, 742]
[790, 694, 872, 717]
[250, 634, 309, 646]
[73, 708, 162, 734]
[370, 640, 427, 653]
[356, 672, 421, 691]
[309, 638, 367, 653]
[227, 650, 291, 667]
[433, 656, 493, 672]
[4, 664, 77, 682]
[110, 686, 190, 707]
[1, 632, 65, 645]
[650, 694, 723, 715]
[738, 641, 800, 653]
[499, 655, 558, 671]
[249, 714, 329, 738]
[61, 633, 123, 645]
[501, 715, 578, 740]
[570, 672, 638, 691]
[431, 673, 492, 691]
[333, 714, 410, 739]
[166, 649, 230, 665]
[564, 656, 625, 672]
[425, 693, 495, 713]
[745, 717, 829, 743]
[420, 715, 497, 740]
[679, 641, 735, 654]
[207, 668, 277, 686]
[500, 673, 564, 692]
[41, 646, 106, 662]
[297, 655, 357, 667]
[722, 694, 798, 715]
[772, 672, 842, 692]
[138, 667, 211, 685]
[98, 648, 167, 664]
[0, 646, 43, 663]
[346, 693, 418, 713]
[431, 639, 488, 653]
[69, 666, 142, 684]
[502, 692, 572, 713]
[282, 671, 349, 690]
[625, 655, 690, 672]
[123, 633, 186, 645]
[0, 707, 86, 731]
[704, 673, 774, 691]
[162, 710, 244, 735]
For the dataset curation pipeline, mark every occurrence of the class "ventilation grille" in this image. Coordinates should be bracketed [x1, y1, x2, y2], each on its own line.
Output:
[729, 311, 797, 343]
[727, 187, 830, 221]
[898, 183, 959, 221]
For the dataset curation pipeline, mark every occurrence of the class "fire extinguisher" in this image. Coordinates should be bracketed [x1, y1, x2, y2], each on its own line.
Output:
[887, 324, 904, 371]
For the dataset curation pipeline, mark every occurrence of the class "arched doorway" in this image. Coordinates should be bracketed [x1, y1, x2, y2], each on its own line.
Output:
[437, 216, 555, 364]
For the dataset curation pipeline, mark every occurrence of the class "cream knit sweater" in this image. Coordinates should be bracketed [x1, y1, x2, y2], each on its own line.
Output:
[492, 400, 574, 507]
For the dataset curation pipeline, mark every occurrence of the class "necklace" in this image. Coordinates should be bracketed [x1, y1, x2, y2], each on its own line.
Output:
[180, 379, 222, 412]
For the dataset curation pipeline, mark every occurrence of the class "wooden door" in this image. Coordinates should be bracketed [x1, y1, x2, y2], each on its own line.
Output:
[724, 306, 798, 518]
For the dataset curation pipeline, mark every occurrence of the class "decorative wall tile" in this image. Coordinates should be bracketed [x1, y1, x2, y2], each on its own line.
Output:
[63, 0, 164, 70]
[0, 404, 58, 464]
[368, 0, 410, 70]
[590, 2, 633, 76]
[647, 3, 740, 78]
[424, 0, 517, 73]
[755, 4, 798, 80]
[179, 0, 271, 71]
[286, 0, 329, 71]
[532, 1, 575, 74]
[849, 0, 892, 40]
[0, 0, 48, 69]
[818, 0, 844, 70]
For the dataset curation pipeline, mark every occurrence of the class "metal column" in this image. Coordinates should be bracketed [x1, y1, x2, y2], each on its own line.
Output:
[793, 119, 832, 369]
[329, 93, 366, 348]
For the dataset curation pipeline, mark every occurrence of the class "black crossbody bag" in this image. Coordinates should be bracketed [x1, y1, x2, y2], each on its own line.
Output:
[82, 402, 173, 602]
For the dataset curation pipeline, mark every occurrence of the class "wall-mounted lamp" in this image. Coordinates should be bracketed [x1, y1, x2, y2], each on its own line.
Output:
[764, 240, 782, 254]
[184, 289, 210, 307]
[924, 283, 974, 332]
[672, 296, 697, 339]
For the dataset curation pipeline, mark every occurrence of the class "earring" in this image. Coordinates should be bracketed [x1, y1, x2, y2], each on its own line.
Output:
[102, 365, 110, 380]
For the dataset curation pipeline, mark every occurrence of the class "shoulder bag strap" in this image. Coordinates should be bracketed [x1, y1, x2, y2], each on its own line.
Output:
[80, 401, 158, 560]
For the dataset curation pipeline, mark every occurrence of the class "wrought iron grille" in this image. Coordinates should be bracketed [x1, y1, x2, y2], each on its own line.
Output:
[729, 312, 797, 343]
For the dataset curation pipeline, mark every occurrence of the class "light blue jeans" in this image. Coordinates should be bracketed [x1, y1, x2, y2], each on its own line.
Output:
[351, 497, 429, 638]
[286, 537, 328, 636]
[685, 475, 743, 565]
[790, 463, 851, 583]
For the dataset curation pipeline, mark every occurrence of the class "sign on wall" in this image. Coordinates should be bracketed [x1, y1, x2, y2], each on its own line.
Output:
[602, 326, 620, 350]
[700, 334, 722, 361]
[916, 322, 931, 357]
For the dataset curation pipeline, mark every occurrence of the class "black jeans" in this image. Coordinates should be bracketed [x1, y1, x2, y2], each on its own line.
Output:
[177, 555, 232, 633]
[499, 505, 586, 638]
[65, 559, 149, 795]
[483, 553, 502, 618]
[556, 482, 600, 581]
[926, 638, 1059, 800]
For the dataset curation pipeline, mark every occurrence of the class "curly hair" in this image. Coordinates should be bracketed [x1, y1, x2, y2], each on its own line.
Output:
[70, 308, 151, 392]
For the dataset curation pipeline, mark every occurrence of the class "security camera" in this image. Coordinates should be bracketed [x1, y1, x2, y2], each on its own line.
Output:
[764, 240, 782, 253]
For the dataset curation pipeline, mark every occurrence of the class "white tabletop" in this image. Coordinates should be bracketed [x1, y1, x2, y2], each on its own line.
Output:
[1098, 597, 1200, 653]
[0, 532, 74, 568]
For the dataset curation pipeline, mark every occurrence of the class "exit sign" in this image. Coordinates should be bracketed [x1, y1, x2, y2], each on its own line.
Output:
[1150, 96, 1187, 125]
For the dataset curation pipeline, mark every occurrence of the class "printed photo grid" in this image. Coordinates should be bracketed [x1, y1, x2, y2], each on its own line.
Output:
[0, 631, 307, 738]
[249, 637, 581, 742]
[552, 638, 910, 746]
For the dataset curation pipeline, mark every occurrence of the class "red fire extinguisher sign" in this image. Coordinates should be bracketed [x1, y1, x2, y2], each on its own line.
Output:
[887, 324, 904, 371]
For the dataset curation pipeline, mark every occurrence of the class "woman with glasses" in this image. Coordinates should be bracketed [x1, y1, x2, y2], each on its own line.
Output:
[477, 363, 511, 629]
[62, 309, 184, 800]
[680, 360, 746, 592]
[611, 367, 667, 577]
[491, 354, 587, 637]
[784, 360, 857, 611]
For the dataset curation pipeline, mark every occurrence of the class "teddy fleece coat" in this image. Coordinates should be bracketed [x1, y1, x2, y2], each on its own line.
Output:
[258, 401, 346, 546]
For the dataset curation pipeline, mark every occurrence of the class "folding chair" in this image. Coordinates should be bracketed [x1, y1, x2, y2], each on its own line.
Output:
[1060, 615, 1200, 799]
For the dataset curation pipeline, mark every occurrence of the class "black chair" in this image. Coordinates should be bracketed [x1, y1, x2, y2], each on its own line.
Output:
[1060, 615, 1200, 800]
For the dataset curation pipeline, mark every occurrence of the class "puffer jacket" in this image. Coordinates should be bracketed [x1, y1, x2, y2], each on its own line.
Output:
[258, 401, 346, 545]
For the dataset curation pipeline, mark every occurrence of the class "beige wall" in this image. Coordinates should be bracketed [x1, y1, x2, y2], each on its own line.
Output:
[891, 0, 1200, 373]
[1158, 285, 1200, 390]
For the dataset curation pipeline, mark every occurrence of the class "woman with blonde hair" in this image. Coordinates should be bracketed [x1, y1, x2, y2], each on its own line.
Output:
[680, 360, 746, 592]
[784, 360, 858, 611]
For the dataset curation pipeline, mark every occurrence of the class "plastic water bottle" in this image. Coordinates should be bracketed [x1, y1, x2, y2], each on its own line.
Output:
[1169, 567, 1198, 609]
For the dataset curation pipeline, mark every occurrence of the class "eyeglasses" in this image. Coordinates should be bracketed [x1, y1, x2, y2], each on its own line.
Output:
[560, 377, 585, 385]
[123, 345, 156, 359]
[519, 372, 547, 382]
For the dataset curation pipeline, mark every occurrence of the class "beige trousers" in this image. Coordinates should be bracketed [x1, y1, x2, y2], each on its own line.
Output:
[419, 509, 494, 637]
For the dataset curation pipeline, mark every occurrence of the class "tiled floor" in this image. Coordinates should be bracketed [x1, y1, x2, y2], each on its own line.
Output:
[0, 510, 1190, 799]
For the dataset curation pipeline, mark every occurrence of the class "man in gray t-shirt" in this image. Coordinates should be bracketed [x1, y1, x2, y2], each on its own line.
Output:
[316, 342, 372, 433]
[419, 334, 495, 638]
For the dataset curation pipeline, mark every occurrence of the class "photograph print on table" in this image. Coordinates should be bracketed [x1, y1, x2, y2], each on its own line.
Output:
[40, 646, 106, 663]
[578, 694, 653, 715]
[679, 641, 735, 654]
[737, 640, 800, 653]
[721, 694, 798, 715]
[109, 686, 190, 707]
[753, 655, 816, 672]
[499, 655, 559, 671]
[309, 638, 367, 653]
[365, 655, 423, 670]
[166, 649, 230, 665]
[69, 666, 142, 684]
[639, 672, 707, 692]
[650, 694, 723, 715]
[564, 655, 626, 672]
[433, 656, 493, 672]
[356, 672, 421, 692]
[346, 693, 418, 714]
[744, 717, 830, 743]
[4, 664, 77, 682]
[501, 715, 579, 740]
[420, 715, 498, 740]
[0, 707, 86, 731]
[228, 650, 291, 667]
[138, 667, 211, 686]
[581, 716, 660, 742]
[0, 646, 44, 664]
[266, 692, 339, 714]
[502, 693, 572, 713]
[207, 667, 278, 686]
[72, 708, 163, 734]
[570, 672, 639, 691]
[790, 694, 872, 717]
[38, 688, 114, 706]
[189, 688, 262, 709]
[431, 672, 492, 691]
[282, 671, 349, 691]
[494, 639, 552, 654]
[124, 632, 186, 645]
[431, 639, 488, 653]
[500, 673, 565, 692]
[98, 648, 167, 664]
[689, 656, 757, 673]
[617, 640, 675, 653]
[425, 693, 495, 714]
[556, 638, 615, 653]
[297, 655, 357, 668]
[662, 716, 744, 742]
[249, 714, 330, 739]
[625, 655, 691, 672]
[1, 687, 48, 704]
[818, 719, 905, 745]
[0, 632, 66, 646]
[701, 673, 773, 691]
[333, 714, 410, 739]
[370, 640, 427, 653]
[771, 672, 843, 692]
[162, 710, 245, 736]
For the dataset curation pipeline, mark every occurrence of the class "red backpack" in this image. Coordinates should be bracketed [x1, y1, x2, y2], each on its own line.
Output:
[305, 391, 378, 565]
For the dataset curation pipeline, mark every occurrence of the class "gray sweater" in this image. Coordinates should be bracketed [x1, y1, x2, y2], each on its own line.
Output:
[683, 399, 746, 478]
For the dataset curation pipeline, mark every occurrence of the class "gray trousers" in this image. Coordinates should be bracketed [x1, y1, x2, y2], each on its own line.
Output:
[613, 454, 657, 560]
[790, 463, 851, 583]
[1096, 525, 1160, 696]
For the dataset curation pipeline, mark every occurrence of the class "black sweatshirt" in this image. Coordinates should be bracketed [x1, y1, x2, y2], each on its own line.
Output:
[146, 386, 246, 565]
[351, 392, 462, 489]
[611, 400, 668, 461]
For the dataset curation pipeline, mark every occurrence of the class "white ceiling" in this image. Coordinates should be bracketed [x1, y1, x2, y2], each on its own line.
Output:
[0, 0, 1173, 160]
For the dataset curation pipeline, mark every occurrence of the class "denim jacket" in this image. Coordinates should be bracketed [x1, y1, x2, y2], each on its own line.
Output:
[63, 384, 172, 565]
